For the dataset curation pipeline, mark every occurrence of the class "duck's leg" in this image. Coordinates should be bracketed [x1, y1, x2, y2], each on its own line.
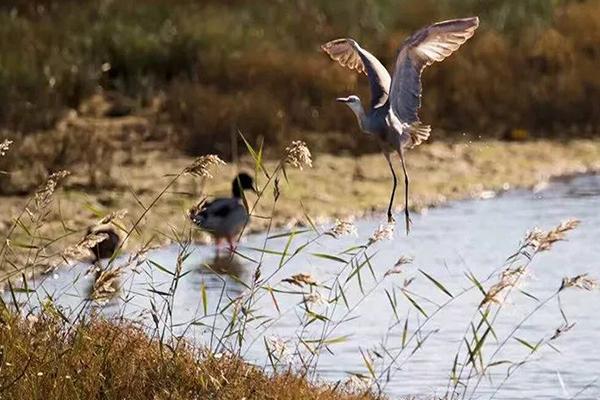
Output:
[381, 150, 397, 224]
[226, 236, 236, 253]
[397, 147, 412, 234]
[215, 237, 223, 257]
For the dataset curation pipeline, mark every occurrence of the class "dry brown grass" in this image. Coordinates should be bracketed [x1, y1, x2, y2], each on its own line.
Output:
[0, 109, 151, 195]
[0, 312, 378, 400]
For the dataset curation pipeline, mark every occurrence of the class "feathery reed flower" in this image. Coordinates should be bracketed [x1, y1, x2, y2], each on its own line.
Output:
[329, 219, 357, 238]
[62, 233, 109, 262]
[481, 266, 527, 306]
[266, 336, 292, 363]
[0, 139, 12, 156]
[121, 241, 157, 272]
[34, 170, 70, 209]
[550, 322, 576, 340]
[385, 256, 413, 276]
[303, 291, 326, 306]
[183, 155, 225, 178]
[90, 268, 122, 302]
[368, 223, 394, 244]
[525, 219, 580, 253]
[284, 140, 312, 170]
[283, 273, 318, 287]
[97, 209, 128, 225]
[560, 274, 598, 291]
[344, 374, 373, 392]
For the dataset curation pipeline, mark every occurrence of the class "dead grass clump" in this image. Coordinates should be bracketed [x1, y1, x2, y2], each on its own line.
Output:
[0, 312, 379, 400]
[0, 126, 115, 194]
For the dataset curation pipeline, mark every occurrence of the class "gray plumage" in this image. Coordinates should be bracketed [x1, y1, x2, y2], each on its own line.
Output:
[322, 17, 479, 233]
[191, 197, 249, 238]
[189, 172, 256, 251]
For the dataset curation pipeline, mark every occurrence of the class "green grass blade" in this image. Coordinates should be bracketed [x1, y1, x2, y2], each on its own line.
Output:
[201, 282, 208, 315]
[311, 252, 347, 264]
[419, 269, 453, 298]
[278, 230, 296, 268]
[402, 290, 428, 317]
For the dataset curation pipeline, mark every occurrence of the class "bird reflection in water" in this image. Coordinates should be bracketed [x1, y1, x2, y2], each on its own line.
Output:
[84, 263, 123, 304]
[192, 254, 249, 298]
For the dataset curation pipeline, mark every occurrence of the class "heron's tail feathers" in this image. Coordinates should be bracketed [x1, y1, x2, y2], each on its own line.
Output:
[406, 122, 431, 148]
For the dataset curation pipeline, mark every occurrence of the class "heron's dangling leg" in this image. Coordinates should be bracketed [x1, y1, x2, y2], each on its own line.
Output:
[397, 147, 412, 234]
[382, 151, 397, 224]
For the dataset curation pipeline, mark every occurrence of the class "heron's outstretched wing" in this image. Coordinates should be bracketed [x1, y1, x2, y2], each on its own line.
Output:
[390, 17, 479, 124]
[321, 38, 391, 109]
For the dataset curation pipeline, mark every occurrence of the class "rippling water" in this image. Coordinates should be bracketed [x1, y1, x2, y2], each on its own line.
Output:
[14, 174, 600, 399]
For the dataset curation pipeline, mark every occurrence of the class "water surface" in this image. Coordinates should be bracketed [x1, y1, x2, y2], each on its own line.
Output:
[17, 175, 600, 399]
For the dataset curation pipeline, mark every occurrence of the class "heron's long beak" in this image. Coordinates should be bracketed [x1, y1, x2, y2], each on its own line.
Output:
[336, 97, 350, 103]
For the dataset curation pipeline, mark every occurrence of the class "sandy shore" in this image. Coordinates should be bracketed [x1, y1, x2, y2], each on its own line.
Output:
[2, 139, 600, 275]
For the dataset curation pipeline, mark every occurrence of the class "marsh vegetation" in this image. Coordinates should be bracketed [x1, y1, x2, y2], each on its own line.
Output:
[1, 140, 599, 399]
[1, 1, 600, 398]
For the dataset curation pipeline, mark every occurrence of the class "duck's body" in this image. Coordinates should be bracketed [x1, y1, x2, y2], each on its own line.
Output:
[191, 197, 249, 239]
[190, 172, 255, 252]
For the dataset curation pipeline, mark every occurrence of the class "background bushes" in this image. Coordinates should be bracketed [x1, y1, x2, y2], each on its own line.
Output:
[0, 0, 599, 156]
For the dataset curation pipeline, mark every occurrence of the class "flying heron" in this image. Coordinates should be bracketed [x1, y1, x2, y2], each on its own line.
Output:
[322, 17, 479, 233]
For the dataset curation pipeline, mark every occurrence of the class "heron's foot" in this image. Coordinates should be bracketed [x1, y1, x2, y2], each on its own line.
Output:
[404, 210, 412, 235]
[404, 219, 412, 235]
[387, 212, 396, 224]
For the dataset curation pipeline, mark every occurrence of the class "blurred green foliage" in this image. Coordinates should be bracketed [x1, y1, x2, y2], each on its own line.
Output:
[0, 0, 598, 156]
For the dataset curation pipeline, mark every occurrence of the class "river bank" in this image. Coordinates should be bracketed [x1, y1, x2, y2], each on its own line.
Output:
[1, 138, 600, 274]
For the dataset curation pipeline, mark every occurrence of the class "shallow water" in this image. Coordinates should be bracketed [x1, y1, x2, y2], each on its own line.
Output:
[15, 174, 600, 399]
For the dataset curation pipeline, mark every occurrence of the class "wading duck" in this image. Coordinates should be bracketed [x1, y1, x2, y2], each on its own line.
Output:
[189, 172, 256, 253]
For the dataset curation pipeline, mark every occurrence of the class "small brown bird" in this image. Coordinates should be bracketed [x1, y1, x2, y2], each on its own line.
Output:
[87, 224, 121, 263]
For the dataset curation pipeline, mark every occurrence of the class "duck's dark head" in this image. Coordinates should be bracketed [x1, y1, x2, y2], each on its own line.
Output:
[232, 172, 256, 198]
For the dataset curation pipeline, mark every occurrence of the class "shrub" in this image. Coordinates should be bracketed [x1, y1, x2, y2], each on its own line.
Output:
[1, 0, 599, 156]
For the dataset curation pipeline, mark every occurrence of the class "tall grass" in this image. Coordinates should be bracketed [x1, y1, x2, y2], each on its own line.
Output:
[1, 135, 598, 398]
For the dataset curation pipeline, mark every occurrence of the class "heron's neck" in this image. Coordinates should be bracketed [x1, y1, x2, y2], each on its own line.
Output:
[346, 100, 368, 132]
